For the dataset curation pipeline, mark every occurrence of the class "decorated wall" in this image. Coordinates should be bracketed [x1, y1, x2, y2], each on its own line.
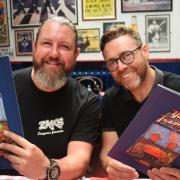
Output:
[0, 0, 179, 62]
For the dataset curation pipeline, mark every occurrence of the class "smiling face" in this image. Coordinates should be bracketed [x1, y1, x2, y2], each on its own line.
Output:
[103, 35, 150, 91]
[32, 21, 80, 91]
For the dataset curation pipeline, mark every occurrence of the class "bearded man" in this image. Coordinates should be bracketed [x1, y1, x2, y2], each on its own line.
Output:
[0, 16, 100, 180]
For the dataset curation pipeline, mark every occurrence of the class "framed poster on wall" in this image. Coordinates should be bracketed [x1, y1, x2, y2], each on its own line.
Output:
[10, 0, 78, 28]
[121, 0, 172, 13]
[145, 14, 170, 52]
[82, 0, 116, 20]
[77, 28, 100, 53]
[0, 0, 10, 47]
[15, 29, 34, 56]
[103, 22, 125, 33]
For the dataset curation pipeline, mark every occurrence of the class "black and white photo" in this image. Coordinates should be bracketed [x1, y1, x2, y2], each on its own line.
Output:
[145, 14, 170, 52]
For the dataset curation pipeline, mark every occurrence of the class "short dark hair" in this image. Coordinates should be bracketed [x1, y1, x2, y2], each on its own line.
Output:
[35, 16, 78, 48]
[100, 25, 143, 51]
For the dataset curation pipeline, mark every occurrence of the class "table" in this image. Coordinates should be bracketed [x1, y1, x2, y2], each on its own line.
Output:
[0, 176, 150, 180]
[0, 176, 35, 180]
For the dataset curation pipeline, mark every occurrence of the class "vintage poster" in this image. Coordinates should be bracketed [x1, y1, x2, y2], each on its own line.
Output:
[103, 21, 125, 33]
[15, 29, 34, 56]
[0, 0, 9, 47]
[82, 0, 116, 20]
[10, 0, 78, 27]
[77, 28, 100, 52]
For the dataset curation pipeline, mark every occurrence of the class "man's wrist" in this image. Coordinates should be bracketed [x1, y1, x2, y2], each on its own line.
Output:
[38, 158, 50, 180]
[46, 159, 61, 180]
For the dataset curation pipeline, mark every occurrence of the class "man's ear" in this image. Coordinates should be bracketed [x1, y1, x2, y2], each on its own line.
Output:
[32, 41, 36, 54]
[74, 47, 80, 62]
[142, 44, 150, 59]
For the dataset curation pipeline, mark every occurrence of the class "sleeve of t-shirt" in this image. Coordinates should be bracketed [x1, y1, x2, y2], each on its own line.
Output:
[70, 94, 100, 145]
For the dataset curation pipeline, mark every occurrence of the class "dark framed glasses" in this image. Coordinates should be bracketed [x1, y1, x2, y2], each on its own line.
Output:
[106, 45, 142, 72]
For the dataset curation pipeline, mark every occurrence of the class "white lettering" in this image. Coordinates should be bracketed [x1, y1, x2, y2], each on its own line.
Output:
[38, 117, 64, 131]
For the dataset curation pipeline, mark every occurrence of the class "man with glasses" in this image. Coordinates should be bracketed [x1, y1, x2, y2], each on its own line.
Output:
[100, 25, 180, 179]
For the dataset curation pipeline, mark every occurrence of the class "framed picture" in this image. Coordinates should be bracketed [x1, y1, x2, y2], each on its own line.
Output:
[15, 29, 34, 56]
[10, 0, 78, 28]
[82, 0, 116, 20]
[77, 28, 100, 53]
[0, 0, 10, 47]
[121, 0, 172, 13]
[103, 22, 125, 33]
[145, 14, 170, 52]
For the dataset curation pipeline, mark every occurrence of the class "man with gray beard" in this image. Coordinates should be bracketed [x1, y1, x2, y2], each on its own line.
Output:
[0, 16, 100, 180]
[100, 25, 180, 180]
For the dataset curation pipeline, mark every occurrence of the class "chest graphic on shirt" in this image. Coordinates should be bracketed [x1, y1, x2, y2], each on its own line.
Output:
[37, 117, 64, 136]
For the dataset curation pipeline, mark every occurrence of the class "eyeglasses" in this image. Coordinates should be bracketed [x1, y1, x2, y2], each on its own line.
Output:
[106, 45, 142, 72]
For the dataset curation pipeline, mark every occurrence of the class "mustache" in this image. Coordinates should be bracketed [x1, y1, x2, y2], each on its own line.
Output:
[44, 58, 65, 66]
[33, 57, 66, 73]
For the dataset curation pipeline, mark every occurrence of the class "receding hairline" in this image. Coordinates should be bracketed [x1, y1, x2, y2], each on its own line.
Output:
[40, 21, 75, 34]
[42, 16, 76, 30]
[35, 16, 78, 48]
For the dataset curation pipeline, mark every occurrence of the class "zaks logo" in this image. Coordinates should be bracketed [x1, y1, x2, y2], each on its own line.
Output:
[38, 118, 64, 131]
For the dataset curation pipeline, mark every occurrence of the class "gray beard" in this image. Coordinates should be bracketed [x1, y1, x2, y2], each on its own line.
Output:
[34, 67, 68, 90]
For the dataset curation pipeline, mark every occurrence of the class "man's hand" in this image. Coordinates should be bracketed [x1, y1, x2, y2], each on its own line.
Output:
[105, 158, 139, 180]
[0, 131, 49, 179]
[148, 167, 180, 180]
[100, 131, 139, 180]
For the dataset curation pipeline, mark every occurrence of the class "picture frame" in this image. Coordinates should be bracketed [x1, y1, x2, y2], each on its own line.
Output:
[15, 29, 34, 56]
[121, 0, 172, 13]
[82, 0, 116, 20]
[77, 28, 100, 53]
[103, 22, 125, 33]
[0, 0, 10, 47]
[145, 14, 170, 52]
[10, 0, 78, 28]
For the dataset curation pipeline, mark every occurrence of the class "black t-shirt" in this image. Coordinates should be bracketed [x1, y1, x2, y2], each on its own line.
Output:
[1, 67, 100, 175]
[102, 68, 180, 178]
[102, 69, 180, 133]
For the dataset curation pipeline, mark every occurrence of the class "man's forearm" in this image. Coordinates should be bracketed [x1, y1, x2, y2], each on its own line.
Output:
[56, 155, 90, 180]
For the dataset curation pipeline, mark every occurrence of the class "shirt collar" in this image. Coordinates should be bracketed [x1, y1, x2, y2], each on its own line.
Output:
[151, 65, 164, 85]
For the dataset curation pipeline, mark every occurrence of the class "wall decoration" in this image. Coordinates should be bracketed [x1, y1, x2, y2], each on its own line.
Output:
[10, 0, 78, 28]
[121, 0, 172, 13]
[77, 28, 100, 53]
[15, 29, 34, 56]
[131, 15, 138, 31]
[0, 0, 10, 47]
[103, 22, 125, 33]
[82, 0, 116, 20]
[145, 14, 170, 52]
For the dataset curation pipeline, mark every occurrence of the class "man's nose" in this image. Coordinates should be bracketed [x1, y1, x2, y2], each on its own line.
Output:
[116, 59, 127, 71]
[50, 46, 59, 58]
